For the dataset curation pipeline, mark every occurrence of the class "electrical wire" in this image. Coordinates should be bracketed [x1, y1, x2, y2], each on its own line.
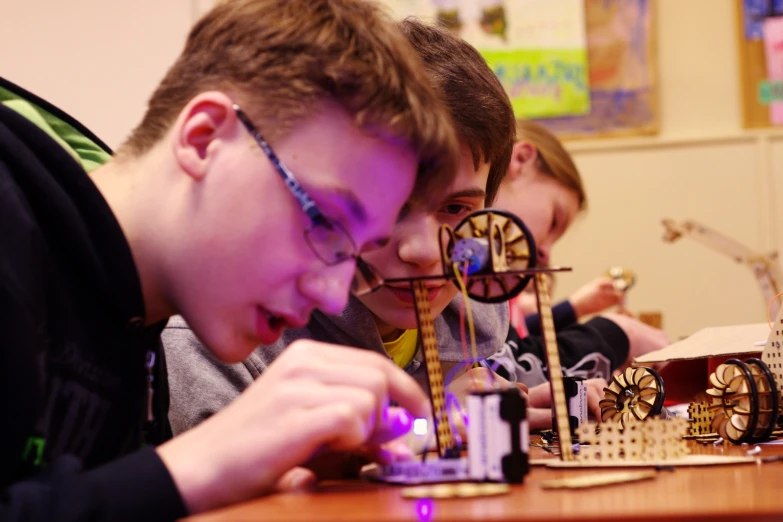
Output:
[453, 262, 487, 390]
[767, 290, 783, 329]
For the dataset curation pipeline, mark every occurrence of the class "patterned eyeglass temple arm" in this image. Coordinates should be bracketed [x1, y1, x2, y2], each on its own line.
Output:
[232, 104, 321, 221]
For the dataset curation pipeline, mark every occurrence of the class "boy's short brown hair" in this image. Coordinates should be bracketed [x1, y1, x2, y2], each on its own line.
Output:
[516, 120, 586, 211]
[398, 18, 515, 205]
[120, 0, 458, 200]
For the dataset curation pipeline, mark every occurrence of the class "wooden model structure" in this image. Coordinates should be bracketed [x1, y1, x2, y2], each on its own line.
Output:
[662, 218, 782, 318]
[383, 208, 576, 462]
[373, 210, 783, 486]
[378, 210, 783, 486]
[705, 358, 779, 443]
[419, 209, 540, 459]
[370, 208, 576, 484]
[575, 417, 689, 463]
[655, 218, 783, 444]
[675, 314, 783, 444]
[630, 311, 783, 445]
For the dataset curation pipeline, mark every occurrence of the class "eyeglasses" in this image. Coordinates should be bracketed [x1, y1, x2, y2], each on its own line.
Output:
[233, 103, 384, 296]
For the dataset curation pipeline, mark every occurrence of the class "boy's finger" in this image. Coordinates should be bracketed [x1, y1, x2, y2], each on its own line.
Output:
[293, 343, 430, 418]
[367, 406, 417, 446]
[274, 467, 317, 492]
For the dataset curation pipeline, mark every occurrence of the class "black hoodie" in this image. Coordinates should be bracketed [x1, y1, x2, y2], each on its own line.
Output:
[0, 78, 186, 521]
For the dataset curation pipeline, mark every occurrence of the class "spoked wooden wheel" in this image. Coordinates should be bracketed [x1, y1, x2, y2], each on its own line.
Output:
[708, 359, 759, 444]
[747, 358, 778, 441]
[600, 366, 665, 428]
[443, 209, 536, 303]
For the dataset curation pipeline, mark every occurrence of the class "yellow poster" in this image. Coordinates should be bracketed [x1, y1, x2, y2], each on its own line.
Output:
[380, 0, 591, 118]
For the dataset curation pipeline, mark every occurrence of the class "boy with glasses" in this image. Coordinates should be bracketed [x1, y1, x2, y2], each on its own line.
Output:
[166, 20, 612, 453]
[165, 17, 530, 437]
[0, 0, 458, 520]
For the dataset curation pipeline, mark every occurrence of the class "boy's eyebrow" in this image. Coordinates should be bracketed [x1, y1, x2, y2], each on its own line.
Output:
[320, 187, 368, 224]
[445, 187, 486, 200]
[320, 187, 391, 250]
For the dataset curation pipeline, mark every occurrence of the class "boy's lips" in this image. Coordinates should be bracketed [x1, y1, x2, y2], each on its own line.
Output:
[384, 284, 441, 304]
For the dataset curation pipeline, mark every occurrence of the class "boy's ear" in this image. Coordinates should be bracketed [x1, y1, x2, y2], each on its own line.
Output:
[173, 92, 237, 181]
[506, 141, 538, 182]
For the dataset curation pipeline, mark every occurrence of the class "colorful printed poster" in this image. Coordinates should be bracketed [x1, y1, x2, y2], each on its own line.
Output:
[743, 0, 783, 41]
[762, 17, 783, 124]
[530, 0, 657, 138]
[381, 0, 591, 119]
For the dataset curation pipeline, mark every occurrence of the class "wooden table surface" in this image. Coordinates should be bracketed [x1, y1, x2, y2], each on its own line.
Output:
[187, 440, 783, 522]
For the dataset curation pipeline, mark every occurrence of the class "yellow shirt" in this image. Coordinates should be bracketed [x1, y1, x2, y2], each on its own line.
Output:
[383, 329, 418, 369]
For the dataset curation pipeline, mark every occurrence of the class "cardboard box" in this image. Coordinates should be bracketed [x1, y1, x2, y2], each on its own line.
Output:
[634, 323, 768, 403]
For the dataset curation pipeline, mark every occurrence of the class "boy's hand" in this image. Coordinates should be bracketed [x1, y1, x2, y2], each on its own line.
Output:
[526, 378, 607, 426]
[585, 378, 608, 419]
[570, 276, 626, 318]
[157, 340, 429, 514]
[446, 366, 523, 402]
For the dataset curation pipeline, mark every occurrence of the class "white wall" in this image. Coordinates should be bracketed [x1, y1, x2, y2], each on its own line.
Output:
[1, 0, 775, 339]
[557, 0, 781, 339]
[0, 0, 193, 147]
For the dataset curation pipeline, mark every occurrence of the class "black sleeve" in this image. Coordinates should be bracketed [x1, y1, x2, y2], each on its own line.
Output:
[0, 158, 187, 521]
[525, 300, 577, 335]
[490, 317, 629, 383]
[1, 448, 187, 522]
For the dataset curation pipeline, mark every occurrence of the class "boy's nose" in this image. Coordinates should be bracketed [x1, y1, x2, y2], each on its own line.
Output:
[298, 260, 356, 315]
[398, 221, 441, 269]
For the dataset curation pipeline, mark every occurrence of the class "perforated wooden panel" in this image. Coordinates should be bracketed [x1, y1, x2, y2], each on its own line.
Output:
[535, 272, 574, 461]
[412, 280, 455, 456]
[761, 310, 783, 417]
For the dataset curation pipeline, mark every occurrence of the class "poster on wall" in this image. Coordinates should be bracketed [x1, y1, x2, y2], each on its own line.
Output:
[762, 17, 783, 124]
[382, 0, 591, 119]
[383, 0, 657, 139]
[742, 0, 783, 40]
[737, 0, 783, 128]
[530, 0, 658, 139]
[193, 0, 657, 139]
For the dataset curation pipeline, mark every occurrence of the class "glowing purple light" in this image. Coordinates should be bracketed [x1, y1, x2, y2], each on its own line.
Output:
[416, 498, 434, 522]
[413, 417, 428, 436]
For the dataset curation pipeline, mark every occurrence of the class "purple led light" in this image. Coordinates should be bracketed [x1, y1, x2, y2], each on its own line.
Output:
[416, 498, 434, 522]
[413, 418, 428, 436]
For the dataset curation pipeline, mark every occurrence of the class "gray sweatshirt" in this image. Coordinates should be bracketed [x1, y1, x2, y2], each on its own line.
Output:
[163, 294, 508, 435]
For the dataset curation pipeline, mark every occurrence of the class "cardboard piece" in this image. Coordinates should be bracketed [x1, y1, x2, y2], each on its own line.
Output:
[634, 323, 768, 403]
[635, 323, 768, 363]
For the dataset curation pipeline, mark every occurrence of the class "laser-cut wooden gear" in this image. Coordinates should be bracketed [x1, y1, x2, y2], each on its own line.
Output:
[708, 359, 759, 444]
[600, 366, 665, 428]
[706, 358, 779, 444]
[441, 209, 536, 303]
